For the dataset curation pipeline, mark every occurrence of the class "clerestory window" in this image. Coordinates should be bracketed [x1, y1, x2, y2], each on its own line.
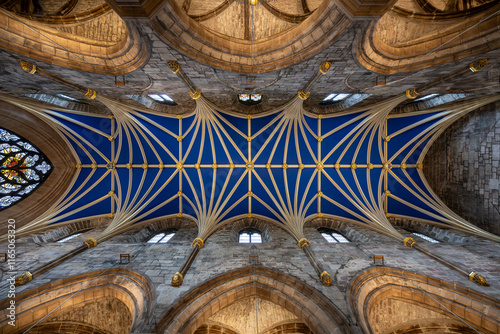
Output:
[318, 228, 350, 243]
[411, 232, 440, 243]
[238, 228, 262, 244]
[147, 229, 177, 243]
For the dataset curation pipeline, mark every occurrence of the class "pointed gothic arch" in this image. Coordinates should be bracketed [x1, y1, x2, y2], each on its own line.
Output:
[155, 266, 355, 334]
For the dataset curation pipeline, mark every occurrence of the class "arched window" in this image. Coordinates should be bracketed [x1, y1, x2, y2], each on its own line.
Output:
[0, 127, 52, 210]
[411, 232, 440, 243]
[147, 229, 177, 243]
[57, 233, 83, 242]
[238, 228, 262, 244]
[318, 228, 350, 243]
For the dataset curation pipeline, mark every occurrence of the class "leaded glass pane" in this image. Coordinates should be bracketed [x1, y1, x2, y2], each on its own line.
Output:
[159, 233, 175, 243]
[332, 232, 350, 243]
[412, 232, 440, 243]
[0, 128, 52, 210]
[321, 233, 337, 243]
[148, 233, 165, 243]
[239, 233, 250, 243]
[251, 233, 262, 243]
[57, 233, 82, 242]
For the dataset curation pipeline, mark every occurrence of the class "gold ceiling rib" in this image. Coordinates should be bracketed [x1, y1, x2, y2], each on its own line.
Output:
[5, 60, 499, 287]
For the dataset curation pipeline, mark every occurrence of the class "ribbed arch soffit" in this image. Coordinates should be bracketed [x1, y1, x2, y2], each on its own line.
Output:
[0, 2, 149, 75]
[349, 267, 500, 334]
[0, 268, 154, 333]
[155, 266, 353, 334]
[0, 100, 77, 235]
[0, 91, 499, 245]
[356, 0, 500, 74]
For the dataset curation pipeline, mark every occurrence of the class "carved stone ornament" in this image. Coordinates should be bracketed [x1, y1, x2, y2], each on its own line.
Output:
[19, 61, 37, 74]
[15, 271, 33, 286]
[189, 89, 201, 100]
[84, 89, 97, 100]
[403, 237, 417, 248]
[172, 272, 183, 286]
[298, 238, 310, 249]
[320, 271, 332, 286]
[469, 59, 487, 72]
[319, 61, 332, 74]
[83, 238, 97, 248]
[469, 271, 489, 286]
[168, 60, 180, 74]
[192, 237, 204, 249]
[405, 88, 419, 99]
[298, 90, 310, 100]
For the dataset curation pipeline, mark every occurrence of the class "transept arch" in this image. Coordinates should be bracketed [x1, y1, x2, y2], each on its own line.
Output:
[155, 266, 355, 334]
[349, 267, 500, 334]
[0, 268, 154, 333]
[0, 100, 77, 235]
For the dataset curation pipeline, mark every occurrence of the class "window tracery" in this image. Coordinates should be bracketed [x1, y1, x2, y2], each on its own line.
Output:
[238, 228, 262, 244]
[318, 228, 350, 243]
[147, 229, 177, 243]
[0, 128, 52, 210]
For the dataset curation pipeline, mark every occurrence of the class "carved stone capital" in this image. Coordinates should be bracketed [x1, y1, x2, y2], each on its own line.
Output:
[320, 271, 332, 286]
[298, 238, 310, 249]
[298, 90, 310, 100]
[172, 272, 183, 287]
[469, 59, 487, 72]
[189, 89, 201, 100]
[319, 61, 332, 74]
[19, 61, 37, 74]
[192, 237, 204, 249]
[405, 88, 419, 100]
[168, 60, 180, 74]
[83, 238, 97, 249]
[15, 271, 33, 286]
[403, 237, 417, 248]
[469, 271, 489, 286]
[84, 89, 97, 100]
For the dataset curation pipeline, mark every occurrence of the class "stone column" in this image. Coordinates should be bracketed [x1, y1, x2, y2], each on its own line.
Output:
[171, 237, 204, 287]
[298, 238, 332, 286]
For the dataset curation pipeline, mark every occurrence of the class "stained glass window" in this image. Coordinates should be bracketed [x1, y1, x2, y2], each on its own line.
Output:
[0, 128, 52, 210]
[238, 94, 262, 105]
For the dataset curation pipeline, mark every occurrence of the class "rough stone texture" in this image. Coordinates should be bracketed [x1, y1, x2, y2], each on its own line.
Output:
[1, 218, 499, 332]
[424, 101, 500, 236]
[46, 298, 132, 334]
[207, 296, 299, 334]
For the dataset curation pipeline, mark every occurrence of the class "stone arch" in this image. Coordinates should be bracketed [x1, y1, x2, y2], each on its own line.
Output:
[0, 100, 77, 236]
[0, 4, 149, 75]
[27, 217, 108, 243]
[228, 218, 273, 243]
[349, 267, 500, 334]
[155, 266, 355, 334]
[0, 268, 154, 333]
[356, 1, 500, 74]
[307, 218, 371, 243]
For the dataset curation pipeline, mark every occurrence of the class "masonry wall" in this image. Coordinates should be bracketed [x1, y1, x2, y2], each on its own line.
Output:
[424, 101, 500, 236]
[1, 217, 499, 333]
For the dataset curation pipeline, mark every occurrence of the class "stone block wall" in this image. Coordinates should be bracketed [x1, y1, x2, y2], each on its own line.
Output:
[424, 101, 500, 236]
[1, 217, 499, 333]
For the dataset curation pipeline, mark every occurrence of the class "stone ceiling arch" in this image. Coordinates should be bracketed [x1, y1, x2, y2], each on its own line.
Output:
[356, 0, 500, 74]
[0, 2, 150, 75]
[349, 267, 500, 334]
[0, 268, 154, 333]
[0, 100, 77, 237]
[150, 0, 351, 74]
[155, 266, 355, 334]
